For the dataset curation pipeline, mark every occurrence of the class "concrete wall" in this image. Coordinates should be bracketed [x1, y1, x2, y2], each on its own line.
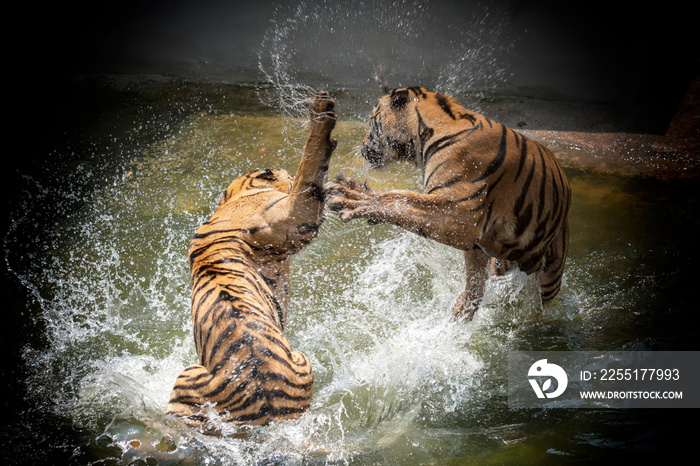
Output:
[29, 1, 693, 97]
[17, 0, 698, 133]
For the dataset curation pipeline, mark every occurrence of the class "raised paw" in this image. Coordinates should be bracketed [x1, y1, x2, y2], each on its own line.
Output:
[309, 90, 337, 131]
[325, 173, 376, 223]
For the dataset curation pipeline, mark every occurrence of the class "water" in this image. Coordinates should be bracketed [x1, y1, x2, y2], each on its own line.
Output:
[4, 76, 697, 465]
[4, 1, 698, 463]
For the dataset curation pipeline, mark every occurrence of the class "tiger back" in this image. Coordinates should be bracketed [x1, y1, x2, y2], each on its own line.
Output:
[167, 91, 337, 429]
[327, 87, 570, 320]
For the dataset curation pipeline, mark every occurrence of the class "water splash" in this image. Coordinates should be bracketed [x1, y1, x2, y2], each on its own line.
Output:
[257, 0, 515, 121]
[4, 70, 690, 466]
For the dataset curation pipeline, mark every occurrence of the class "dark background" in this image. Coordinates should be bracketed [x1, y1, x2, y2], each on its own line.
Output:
[25, 1, 698, 103]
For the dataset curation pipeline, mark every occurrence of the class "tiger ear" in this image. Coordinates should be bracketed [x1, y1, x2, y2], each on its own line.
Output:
[390, 89, 409, 109]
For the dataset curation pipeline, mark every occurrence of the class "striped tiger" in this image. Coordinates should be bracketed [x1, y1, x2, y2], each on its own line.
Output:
[326, 87, 570, 320]
[167, 91, 337, 429]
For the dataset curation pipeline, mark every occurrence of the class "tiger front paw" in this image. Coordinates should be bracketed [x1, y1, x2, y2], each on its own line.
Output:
[325, 173, 379, 223]
[309, 90, 337, 134]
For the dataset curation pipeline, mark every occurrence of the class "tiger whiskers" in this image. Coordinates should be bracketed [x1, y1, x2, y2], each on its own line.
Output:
[317, 208, 347, 240]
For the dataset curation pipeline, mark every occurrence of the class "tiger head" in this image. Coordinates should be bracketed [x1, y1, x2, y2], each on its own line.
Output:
[210, 168, 295, 244]
[222, 169, 294, 201]
[361, 87, 424, 168]
[361, 87, 477, 169]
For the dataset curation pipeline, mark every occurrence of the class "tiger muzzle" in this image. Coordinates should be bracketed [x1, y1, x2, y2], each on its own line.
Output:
[361, 143, 385, 167]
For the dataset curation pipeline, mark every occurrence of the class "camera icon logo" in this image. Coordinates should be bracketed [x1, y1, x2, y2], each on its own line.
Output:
[528, 359, 568, 399]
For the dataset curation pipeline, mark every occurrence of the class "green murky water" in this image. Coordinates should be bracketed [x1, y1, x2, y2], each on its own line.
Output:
[4, 79, 697, 464]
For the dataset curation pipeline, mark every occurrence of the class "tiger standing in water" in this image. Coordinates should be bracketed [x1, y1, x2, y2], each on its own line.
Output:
[167, 91, 337, 428]
[327, 87, 570, 321]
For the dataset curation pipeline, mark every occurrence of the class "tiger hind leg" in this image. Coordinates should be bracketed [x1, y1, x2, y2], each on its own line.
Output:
[539, 219, 569, 302]
[451, 247, 491, 322]
[166, 364, 211, 427]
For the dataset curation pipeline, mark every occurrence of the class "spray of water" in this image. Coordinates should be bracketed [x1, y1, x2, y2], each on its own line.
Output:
[257, 0, 515, 121]
[6, 133, 535, 463]
[6, 82, 675, 463]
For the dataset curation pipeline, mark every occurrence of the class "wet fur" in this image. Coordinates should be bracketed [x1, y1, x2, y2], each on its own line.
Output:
[167, 91, 337, 428]
[327, 87, 570, 320]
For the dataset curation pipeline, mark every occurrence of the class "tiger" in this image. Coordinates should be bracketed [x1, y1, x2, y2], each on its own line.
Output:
[326, 86, 570, 321]
[167, 91, 337, 429]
